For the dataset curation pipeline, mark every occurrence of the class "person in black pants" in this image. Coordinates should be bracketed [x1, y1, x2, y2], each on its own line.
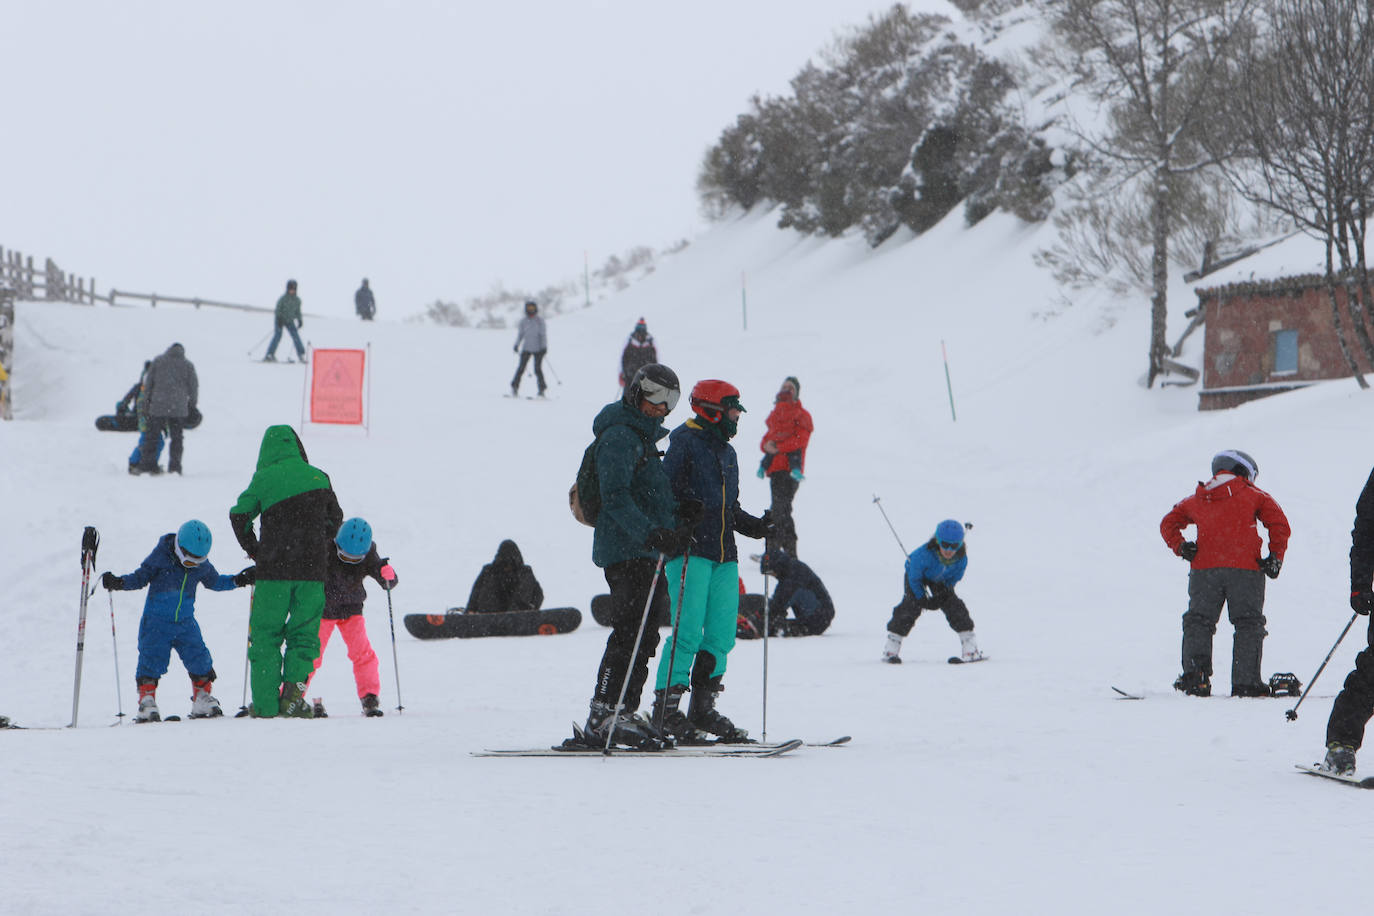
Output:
[1321, 468, 1374, 774]
[757, 549, 834, 636]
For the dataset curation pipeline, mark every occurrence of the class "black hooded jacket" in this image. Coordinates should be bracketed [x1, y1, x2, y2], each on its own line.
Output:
[466, 540, 543, 613]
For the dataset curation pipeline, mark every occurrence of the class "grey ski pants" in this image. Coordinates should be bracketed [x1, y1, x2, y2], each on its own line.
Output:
[1180, 566, 1267, 688]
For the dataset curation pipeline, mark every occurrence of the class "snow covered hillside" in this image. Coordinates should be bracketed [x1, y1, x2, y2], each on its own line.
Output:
[3, 207, 1372, 914]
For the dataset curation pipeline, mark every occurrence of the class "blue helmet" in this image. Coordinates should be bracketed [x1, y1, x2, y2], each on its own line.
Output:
[934, 519, 965, 547]
[176, 519, 212, 564]
[335, 518, 373, 561]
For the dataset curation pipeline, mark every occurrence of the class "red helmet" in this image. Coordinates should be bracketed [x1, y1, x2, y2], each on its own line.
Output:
[690, 380, 745, 423]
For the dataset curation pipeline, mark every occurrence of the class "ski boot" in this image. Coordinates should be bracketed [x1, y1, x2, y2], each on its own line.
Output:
[1231, 682, 1271, 698]
[278, 681, 315, 718]
[1322, 742, 1357, 776]
[134, 678, 161, 723]
[188, 676, 223, 718]
[881, 632, 903, 664]
[957, 630, 985, 662]
[312, 698, 328, 718]
[687, 679, 751, 743]
[362, 694, 384, 717]
[564, 700, 672, 750]
[650, 685, 704, 744]
[1172, 671, 1211, 697]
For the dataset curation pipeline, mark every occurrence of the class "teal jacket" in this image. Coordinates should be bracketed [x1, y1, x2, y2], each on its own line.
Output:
[275, 293, 302, 324]
[590, 400, 675, 568]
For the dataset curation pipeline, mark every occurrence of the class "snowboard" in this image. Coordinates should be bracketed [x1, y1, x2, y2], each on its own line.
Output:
[1295, 763, 1374, 788]
[590, 593, 672, 628]
[95, 413, 138, 432]
[403, 607, 581, 639]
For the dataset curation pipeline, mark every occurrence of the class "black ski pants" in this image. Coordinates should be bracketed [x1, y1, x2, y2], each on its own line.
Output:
[140, 416, 185, 473]
[1180, 567, 1266, 688]
[591, 557, 668, 712]
[767, 471, 799, 557]
[886, 577, 972, 637]
[1326, 616, 1374, 749]
[511, 350, 546, 394]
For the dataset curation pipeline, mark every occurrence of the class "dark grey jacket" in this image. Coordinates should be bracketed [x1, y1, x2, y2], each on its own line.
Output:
[144, 343, 198, 419]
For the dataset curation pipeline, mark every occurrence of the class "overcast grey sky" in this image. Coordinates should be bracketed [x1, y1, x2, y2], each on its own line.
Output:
[2, 1, 956, 317]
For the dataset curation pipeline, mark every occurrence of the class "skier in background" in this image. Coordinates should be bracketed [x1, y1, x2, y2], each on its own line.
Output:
[757, 376, 812, 557]
[758, 548, 834, 636]
[619, 318, 657, 391]
[230, 424, 343, 718]
[510, 300, 547, 397]
[1318, 467, 1374, 775]
[354, 278, 375, 321]
[263, 279, 306, 363]
[1160, 449, 1289, 698]
[136, 342, 198, 476]
[881, 519, 982, 664]
[100, 520, 254, 722]
[304, 517, 397, 718]
[465, 539, 543, 613]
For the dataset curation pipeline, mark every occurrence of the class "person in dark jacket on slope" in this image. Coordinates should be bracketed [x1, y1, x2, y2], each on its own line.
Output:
[759, 548, 834, 636]
[354, 279, 376, 321]
[264, 279, 306, 363]
[101, 519, 253, 722]
[466, 539, 543, 613]
[1160, 449, 1290, 698]
[229, 425, 343, 718]
[136, 343, 198, 475]
[619, 318, 657, 390]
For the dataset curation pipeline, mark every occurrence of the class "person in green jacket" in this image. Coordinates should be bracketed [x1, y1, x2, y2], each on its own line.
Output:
[263, 279, 306, 363]
[230, 425, 343, 717]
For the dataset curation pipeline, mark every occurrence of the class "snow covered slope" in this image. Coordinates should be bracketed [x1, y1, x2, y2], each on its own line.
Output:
[2, 207, 1370, 913]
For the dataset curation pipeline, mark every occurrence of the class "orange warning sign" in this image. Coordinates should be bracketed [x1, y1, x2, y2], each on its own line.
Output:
[309, 349, 366, 424]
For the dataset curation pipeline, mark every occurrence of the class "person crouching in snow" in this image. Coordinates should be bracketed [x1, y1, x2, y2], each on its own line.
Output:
[303, 517, 397, 718]
[882, 519, 981, 664]
[100, 519, 254, 721]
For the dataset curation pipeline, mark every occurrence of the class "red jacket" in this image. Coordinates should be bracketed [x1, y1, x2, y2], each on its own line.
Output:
[759, 398, 814, 475]
[1160, 474, 1290, 571]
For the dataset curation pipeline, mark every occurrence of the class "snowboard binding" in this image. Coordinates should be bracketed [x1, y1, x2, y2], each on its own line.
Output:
[1268, 672, 1302, 698]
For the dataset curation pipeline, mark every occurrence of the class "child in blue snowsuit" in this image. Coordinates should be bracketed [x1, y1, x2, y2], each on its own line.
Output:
[881, 519, 982, 664]
[101, 520, 253, 721]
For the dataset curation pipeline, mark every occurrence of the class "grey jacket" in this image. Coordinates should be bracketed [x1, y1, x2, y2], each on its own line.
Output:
[514, 315, 547, 353]
[144, 343, 198, 419]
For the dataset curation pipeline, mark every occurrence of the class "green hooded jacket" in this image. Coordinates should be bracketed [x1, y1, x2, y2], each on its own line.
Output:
[275, 293, 302, 324]
[591, 400, 676, 568]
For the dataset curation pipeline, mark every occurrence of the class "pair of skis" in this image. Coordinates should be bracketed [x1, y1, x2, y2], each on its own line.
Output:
[474, 736, 851, 758]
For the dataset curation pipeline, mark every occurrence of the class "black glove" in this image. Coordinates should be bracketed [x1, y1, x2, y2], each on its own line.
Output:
[1178, 541, 1198, 562]
[233, 566, 256, 587]
[513, 345, 519, 353]
[760, 509, 777, 538]
[1259, 555, 1282, 579]
[677, 498, 704, 527]
[100, 572, 123, 591]
[1353, 591, 1374, 615]
[297, 318, 304, 329]
[645, 527, 693, 558]
[922, 582, 951, 609]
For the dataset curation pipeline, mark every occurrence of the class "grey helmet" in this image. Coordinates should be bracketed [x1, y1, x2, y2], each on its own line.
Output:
[624, 363, 681, 412]
[1212, 449, 1258, 481]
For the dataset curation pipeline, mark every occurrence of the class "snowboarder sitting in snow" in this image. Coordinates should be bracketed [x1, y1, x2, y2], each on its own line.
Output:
[1160, 449, 1289, 698]
[100, 520, 254, 722]
[303, 517, 397, 718]
[882, 519, 982, 664]
[757, 548, 833, 636]
[466, 539, 543, 613]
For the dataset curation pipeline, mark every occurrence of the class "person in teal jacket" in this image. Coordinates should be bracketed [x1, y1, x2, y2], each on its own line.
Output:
[230, 425, 343, 717]
[263, 279, 306, 363]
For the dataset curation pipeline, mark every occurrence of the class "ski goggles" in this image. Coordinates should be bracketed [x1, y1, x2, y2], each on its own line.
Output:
[936, 540, 961, 553]
[174, 543, 207, 567]
[640, 377, 680, 411]
[337, 546, 367, 564]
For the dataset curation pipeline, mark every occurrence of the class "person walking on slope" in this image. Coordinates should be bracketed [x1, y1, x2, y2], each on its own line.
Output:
[566, 363, 696, 751]
[100, 520, 254, 722]
[354, 278, 375, 321]
[136, 342, 199, 476]
[882, 519, 982, 664]
[466, 539, 543, 613]
[620, 318, 657, 391]
[757, 376, 812, 557]
[510, 300, 547, 397]
[263, 279, 307, 363]
[650, 380, 772, 744]
[1160, 449, 1289, 698]
[229, 425, 343, 718]
[304, 517, 397, 718]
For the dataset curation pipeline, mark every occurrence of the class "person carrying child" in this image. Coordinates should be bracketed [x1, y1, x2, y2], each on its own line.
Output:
[100, 519, 254, 722]
[757, 376, 812, 557]
[303, 517, 397, 718]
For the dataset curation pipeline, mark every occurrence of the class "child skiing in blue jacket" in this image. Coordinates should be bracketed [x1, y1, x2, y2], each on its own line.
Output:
[101, 520, 253, 721]
[881, 519, 982, 664]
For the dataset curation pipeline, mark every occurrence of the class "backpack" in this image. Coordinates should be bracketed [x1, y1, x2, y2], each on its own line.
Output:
[570, 424, 651, 527]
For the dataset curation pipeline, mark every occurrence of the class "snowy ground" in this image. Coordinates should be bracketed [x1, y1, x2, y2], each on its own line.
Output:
[3, 208, 1372, 914]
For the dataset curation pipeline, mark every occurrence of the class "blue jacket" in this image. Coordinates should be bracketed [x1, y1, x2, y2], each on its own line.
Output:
[118, 533, 238, 622]
[663, 420, 766, 564]
[905, 539, 967, 597]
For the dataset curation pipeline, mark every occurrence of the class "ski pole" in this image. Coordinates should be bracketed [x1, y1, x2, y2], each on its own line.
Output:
[654, 551, 692, 732]
[246, 329, 271, 356]
[107, 591, 125, 722]
[872, 495, 908, 556]
[761, 569, 770, 742]
[606, 553, 667, 755]
[236, 586, 253, 717]
[544, 357, 562, 386]
[70, 526, 99, 728]
[382, 565, 404, 714]
[1286, 611, 1360, 722]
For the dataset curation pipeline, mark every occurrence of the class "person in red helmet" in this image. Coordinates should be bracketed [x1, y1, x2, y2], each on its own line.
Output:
[649, 380, 772, 743]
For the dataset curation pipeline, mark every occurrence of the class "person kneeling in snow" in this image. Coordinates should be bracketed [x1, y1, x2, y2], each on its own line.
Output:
[758, 548, 833, 636]
[101, 520, 254, 721]
[881, 519, 981, 664]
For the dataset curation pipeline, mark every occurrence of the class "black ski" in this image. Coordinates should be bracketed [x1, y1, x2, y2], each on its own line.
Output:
[1111, 686, 1145, 700]
[948, 655, 989, 665]
[1295, 764, 1374, 788]
[474, 738, 803, 758]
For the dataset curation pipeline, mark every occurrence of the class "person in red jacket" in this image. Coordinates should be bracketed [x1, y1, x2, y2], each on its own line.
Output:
[1159, 449, 1290, 697]
[757, 376, 813, 556]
